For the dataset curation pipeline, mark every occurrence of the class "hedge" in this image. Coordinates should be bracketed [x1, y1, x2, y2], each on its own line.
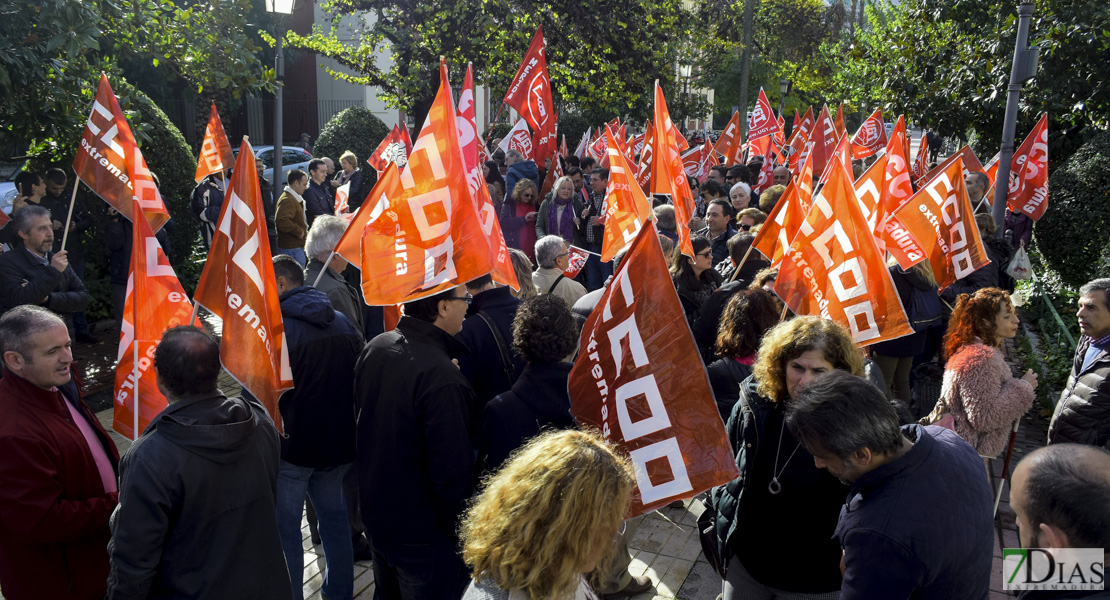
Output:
[313, 107, 389, 204]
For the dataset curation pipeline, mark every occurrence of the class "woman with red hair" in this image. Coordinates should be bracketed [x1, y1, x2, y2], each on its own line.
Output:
[926, 288, 1038, 458]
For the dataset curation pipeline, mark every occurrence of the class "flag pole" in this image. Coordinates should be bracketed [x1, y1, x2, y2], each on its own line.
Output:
[60, 177, 81, 250]
[132, 339, 141, 441]
[312, 251, 336, 288]
[189, 300, 200, 326]
[779, 303, 789, 322]
[993, 419, 1021, 517]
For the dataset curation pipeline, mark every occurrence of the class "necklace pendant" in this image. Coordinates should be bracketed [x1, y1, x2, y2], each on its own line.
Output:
[768, 477, 782, 495]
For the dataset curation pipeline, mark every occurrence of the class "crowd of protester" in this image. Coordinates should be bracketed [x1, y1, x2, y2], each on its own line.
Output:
[0, 129, 1107, 600]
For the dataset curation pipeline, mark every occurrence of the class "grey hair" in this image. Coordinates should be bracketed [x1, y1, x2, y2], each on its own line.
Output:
[0, 305, 65, 366]
[653, 204, 676, 231]
[730, 182, 752, 198]
[505, 149, 524, 162]
[1080, 278, 1110, 312]
[305, 215, 346, 261]
[12, 204, 51, 235]
[535, 235, 567, 270]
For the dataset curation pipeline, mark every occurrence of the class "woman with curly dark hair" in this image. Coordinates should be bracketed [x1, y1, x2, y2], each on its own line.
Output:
[922, 288, 1037, 458]
[671, 235, 724, 325]
[706, 289, 780, 421]
[478, 294, 580, 473]
[707, 316, 863, 600]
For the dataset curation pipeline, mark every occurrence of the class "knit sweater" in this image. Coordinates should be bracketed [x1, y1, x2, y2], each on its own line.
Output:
[941, 342, 1035, 457]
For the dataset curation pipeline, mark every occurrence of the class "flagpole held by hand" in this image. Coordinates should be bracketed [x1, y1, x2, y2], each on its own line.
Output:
[732, 245, 755, 281]
[779, 303, 789, 322]
[312, 251, 335, 288]
[60, 178, 80, 250]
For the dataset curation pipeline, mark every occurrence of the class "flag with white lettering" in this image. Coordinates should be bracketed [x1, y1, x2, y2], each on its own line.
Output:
[503, 27, 556, 167]
[73, 73, 171, 232]
[194, 103, 234, 183]
[1006, 113, 1049, 220]
[193, 138, 294, 432]
[746, 88, 781, 141]
[602, 125, 653, 261]
[569, 222, 738, 517]
[850, 108, 887, 159]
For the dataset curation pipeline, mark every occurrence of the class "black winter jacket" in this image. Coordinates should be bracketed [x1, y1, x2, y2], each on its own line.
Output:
[706, 358, 753, 422]
[303, 180, 334, 226]
[1049, 336, 1110, 449]
[479, 362, 576, 473]
[278, 286, 362, 468]
[106, 393, 291, 600]
[354, 317, 475, 546]
[0, 247, 89, 317]
[456, 287, 525, 421]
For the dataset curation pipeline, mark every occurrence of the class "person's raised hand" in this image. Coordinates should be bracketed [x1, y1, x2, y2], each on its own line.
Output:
[50, 250, 69, 273]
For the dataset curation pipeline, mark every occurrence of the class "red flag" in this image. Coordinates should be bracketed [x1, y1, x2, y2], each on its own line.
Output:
[984, 153, 1000, 188]
[911, 131, 929, 185]
[1006, 113, 1049, 220]
[560, 134, 569, 158]
[792, 108, 801, 132]
[788, 124, 811, 174]
[194, 103, 234, 183]
[850, 108, 887, 159]
[359, 60, 493, 304]
[564, 246, 591, 279]
[893, 158, 992, 292]
[752, 144, 775, 196]
[503, 27, 556, 166]
[774, 160, 913, 346]
[752, 180, 805, 267]
[630, 132, 647, 158]
[650, 82, 697, 258]
[193, 139, 294, 432]
[774, 114, 786, 147]
[569, 222, 738, 517]
[746, 88, 781, 141]
[680, 139, 718, 184]
[113, 197, 200, 439]
[73, 73, 170, 232]
[798, 106, 815, 138]
[539, 153, 564, 200]
[818, 134, 854, 186]
[334, 163, 401, 265]
[714, 111, 743, 164]
[890, 115, 912, 172]
[460, 63, 518, 290]
[833, 103, 848, 141]
[602, 125, 653, 261]
[497, 119, 534, 161]
[809, 104, 837, 176]
[367, 125, 411, 174]
[796, 150, 815, 215]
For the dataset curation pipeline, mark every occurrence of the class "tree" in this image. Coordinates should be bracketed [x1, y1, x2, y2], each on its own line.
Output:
[283, 0, 692, 130]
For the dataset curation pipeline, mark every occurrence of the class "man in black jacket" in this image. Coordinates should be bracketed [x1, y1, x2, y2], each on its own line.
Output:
[354, 285, 475, 600]
[273, 256, 362, 600]
[106, 326, 292, 600]
[0, 205, 89, 333]
[1049, 278, 1110, 449]
[456, 273, 524, 434]
[304, 159, 334, 227]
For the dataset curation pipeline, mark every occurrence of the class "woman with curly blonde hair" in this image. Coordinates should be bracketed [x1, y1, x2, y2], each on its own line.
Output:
[460, 430, 635, 600]
[707, 316, 864, 600]
[923, 287, 1037, 458]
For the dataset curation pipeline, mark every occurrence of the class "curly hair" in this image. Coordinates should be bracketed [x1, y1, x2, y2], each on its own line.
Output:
[753, 316, 864, 403]
[715, 289, 780, 360]
[750, 267, 779, 291]
[943, 287, 1012, 360]
[511, 179, 539, 205]
[461, 430, 635, 600]
[512, 295, 578, 364]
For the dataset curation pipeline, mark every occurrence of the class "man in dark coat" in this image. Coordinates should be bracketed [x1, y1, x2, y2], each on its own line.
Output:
[304, 159, 334, 227]
[273, 256, 362, 600]
[0, 205, 90, 333]
[786, 371, 994, 600]
[456, 273, 524, 434]
[1049, 278, 1110, 449]
[106, 326, 292, 600]
[40, 168, 96, 343]
[305, 215, 365, 338]
[503, 148, 539, 199]
[0, 306, 120, 600]
[354, 285, 475, 600]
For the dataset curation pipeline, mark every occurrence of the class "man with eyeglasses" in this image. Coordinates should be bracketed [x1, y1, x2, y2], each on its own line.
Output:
[353, 283, 478, 600]
[532, 235, 587, 308]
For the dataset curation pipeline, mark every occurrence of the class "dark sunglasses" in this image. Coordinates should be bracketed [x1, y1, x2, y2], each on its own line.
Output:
[445, 294, 473, 305]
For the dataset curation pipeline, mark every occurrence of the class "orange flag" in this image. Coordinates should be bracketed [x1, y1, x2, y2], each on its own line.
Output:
[601, 125, 653, 261]
[833, 103, 848, 141]
[359, 60, 493, 304]
[853, 152, 926, 270]
[818, 134, 854, 185]
[877, 127, 926, 268]
[792, 108, 801, 132]
[459, 63, 518, 290]
[193, 138, 294, 433]
[788, 124, 811, 175]
[334, 163, 400, 265]
[194, 103, 234, 183]
[681, 139, 719, 184]
[367, 125, 411, 174]
[774, 114, 786, 147]
[774, 159, 913, 346]
[1006, 113, 1049, 220]
[636, 126, 654, 191]
[503, 27, 557, 167]
[893, 157, 992, 292]
[113, 196, 201, 440]
[569, 222, 739, 517]
[714, 111, 743, 164]
[850, 108, 887, 159]
[746, 88, 781, 141]
[891, 115, 912, 168]
[650, 82, 697, 258]
[796, 150, 815, 214]
[912, 131, 930, 185]
[539, 153, 564, 200]
[752, 179, 805, 267]
[74, 73, 170, 232]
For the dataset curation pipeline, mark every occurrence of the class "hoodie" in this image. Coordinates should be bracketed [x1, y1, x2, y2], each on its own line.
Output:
[479, 361, 577, 473]
[106, 393, 292, 600]
[278, 285, 362, 468]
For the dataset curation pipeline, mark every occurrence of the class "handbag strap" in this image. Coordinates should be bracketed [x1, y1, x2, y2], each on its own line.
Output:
[546, 274, 565, 296]
[476, 310, 515, 386]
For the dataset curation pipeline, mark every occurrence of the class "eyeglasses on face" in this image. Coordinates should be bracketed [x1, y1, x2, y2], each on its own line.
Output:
[445, 294, 474, 305]
[522, 193, 535, 198]
[696, 251, 713, 258]
[739, 223, 752, 231]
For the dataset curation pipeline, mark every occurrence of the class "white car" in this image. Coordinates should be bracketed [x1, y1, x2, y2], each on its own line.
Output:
[0, 159, 27, 216]
[885, 122, 895, 137]
[232, 145, 313, 185]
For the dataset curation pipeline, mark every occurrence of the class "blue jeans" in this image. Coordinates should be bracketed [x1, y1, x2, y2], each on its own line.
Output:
[278, 461, 353, 600]
[583, 244, 613, 292]
[371, 539, 470, 600]
[279, 246, 307, 267]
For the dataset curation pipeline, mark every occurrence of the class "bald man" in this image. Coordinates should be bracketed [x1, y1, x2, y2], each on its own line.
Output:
[772, 165, 791, 187]
[1009, 444, 1110, 599]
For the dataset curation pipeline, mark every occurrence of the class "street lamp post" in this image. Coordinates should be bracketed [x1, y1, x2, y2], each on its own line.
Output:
[778, 78, 790, 138]
[267, 0, 295, 191]
[679, 65, 692, 134]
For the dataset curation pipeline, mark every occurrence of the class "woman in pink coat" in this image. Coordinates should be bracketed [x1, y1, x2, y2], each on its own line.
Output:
[934, 288, 1038, 457]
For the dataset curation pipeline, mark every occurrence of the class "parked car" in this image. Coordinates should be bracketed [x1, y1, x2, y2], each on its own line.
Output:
[885, 122, 895, 138]
[233, 145, 313, 185]
[0, 159, 27, 216]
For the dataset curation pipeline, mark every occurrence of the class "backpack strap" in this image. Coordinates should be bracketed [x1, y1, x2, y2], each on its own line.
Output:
[476, 310, 515, 387]
[546, 274, 565, 296]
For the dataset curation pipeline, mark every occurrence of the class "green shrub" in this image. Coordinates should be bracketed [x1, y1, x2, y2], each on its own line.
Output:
[556, 112, 590, 156]
[1034, 129, 1110, 288]
[313, 107, 389, 204]
[485, 122, 512, 149]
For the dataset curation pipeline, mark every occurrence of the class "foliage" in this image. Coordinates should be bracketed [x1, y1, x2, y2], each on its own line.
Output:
[284, 0, 691, 130]
[1015, 247, 1082, 411]
[485, 123, 513, 149]
[1033, 129, 1110, 289]
[313, 107, 389, 203]
[827, 0, 1110, 164]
